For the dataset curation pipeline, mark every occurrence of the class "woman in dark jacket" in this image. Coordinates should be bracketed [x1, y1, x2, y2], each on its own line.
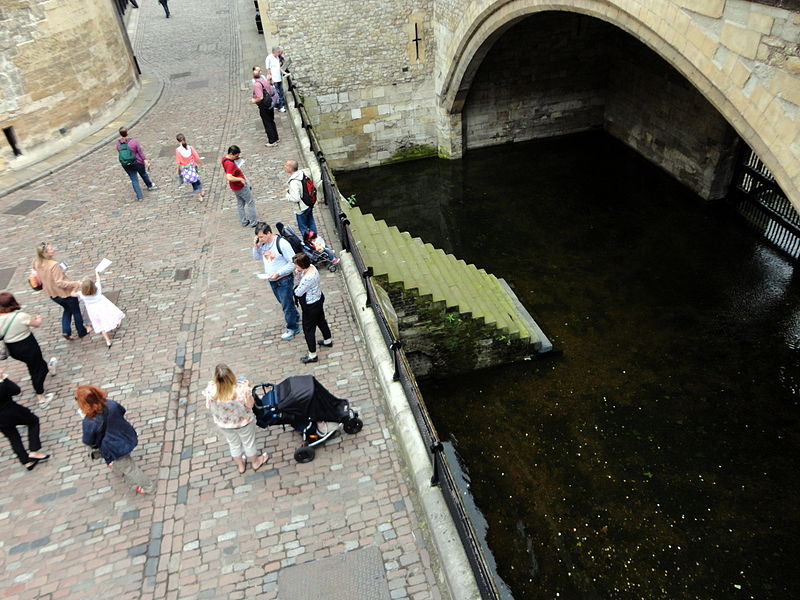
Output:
[75, 385, 153, 494]
[0, 374, 50, 470]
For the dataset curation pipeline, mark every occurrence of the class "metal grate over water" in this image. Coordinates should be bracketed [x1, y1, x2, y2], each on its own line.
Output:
[733, 148, 800, 260]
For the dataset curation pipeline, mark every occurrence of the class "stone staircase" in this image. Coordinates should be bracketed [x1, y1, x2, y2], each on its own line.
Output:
[344, 205, 551, 350]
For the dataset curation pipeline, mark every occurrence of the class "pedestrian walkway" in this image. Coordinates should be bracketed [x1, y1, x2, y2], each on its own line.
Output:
[0, 1, 446, 599]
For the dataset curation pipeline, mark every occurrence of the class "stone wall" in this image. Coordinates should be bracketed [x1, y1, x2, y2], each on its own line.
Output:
[0, 0, 138, 173]
[605, 36, 740, 200]
[260, 0, 438, 169]
[463, 13, 611, 148]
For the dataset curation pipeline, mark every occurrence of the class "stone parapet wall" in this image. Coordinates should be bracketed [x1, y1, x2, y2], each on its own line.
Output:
[0, 0, 139, 173]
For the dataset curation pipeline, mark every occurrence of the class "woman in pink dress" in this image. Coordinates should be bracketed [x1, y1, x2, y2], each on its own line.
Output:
[75, 273, 125, 348]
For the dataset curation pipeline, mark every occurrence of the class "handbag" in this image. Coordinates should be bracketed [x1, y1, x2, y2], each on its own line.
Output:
[181, 162, 200, 184]
[28, 269, 42, 291]
[0, 313, 19, 361]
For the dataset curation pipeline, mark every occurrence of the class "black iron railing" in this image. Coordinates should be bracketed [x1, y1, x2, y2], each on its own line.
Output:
[732, 146, 800, 260]
[286, 75, 504, 600]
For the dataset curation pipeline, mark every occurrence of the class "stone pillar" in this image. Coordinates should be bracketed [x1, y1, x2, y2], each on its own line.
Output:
[436, 107, 463, 159]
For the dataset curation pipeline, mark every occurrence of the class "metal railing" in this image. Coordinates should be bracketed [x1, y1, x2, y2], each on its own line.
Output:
[732, 146, 800, 260]
[286, 74, 504, 600]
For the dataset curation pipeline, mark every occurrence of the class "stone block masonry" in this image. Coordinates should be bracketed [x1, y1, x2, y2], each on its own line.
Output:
[261, 0, 439, 169]
[0, 0, 139, 173]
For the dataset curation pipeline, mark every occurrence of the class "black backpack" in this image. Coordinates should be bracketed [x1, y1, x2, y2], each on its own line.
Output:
[298, 173, 318, 207]
[258, 81, 272, 108]
[275, 222, 304, 254]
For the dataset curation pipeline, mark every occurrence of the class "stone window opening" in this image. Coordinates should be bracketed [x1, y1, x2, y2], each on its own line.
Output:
[3, 126, 22, 157]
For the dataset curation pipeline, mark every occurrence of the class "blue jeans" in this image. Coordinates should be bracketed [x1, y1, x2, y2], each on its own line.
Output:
[190, 180, 203, 194]
[274, 81, 286, 109]
[123, 162, 153, 199]
[269, 276, 299, 331]
[296, 207, 317, 236]
[50, 296, 88, 337]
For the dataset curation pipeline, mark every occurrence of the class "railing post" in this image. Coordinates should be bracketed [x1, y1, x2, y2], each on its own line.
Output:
[389, 340, 402, 381]
[339, 214, 351, 251]
[430, 441, 444, 486]
[362, 267, 373, 308]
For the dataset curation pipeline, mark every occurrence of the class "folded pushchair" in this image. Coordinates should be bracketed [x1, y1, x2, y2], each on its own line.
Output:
[252, 376, 363, 463]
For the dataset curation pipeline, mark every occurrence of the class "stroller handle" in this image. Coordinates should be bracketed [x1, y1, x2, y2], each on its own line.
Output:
[251, 383, 275, 408]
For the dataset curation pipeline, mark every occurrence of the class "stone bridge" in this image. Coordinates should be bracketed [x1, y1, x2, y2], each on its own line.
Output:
[261, 0, 800, 206]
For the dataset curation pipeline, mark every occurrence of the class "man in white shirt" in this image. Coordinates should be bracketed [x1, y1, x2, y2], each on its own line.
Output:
[265, 47, 287, 112]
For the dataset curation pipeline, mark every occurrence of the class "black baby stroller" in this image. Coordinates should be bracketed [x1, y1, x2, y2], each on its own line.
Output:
[276, 222, 338, 273]
[252, 375, 363, 463]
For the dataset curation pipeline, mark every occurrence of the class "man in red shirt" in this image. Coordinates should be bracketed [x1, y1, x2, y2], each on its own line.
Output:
[221, 145, 259, 227]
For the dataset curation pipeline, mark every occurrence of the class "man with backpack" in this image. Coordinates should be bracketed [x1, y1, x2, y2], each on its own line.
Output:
[284, 159, 317, 235]
[252, 222, 301, 341]
[251, 66, 279, 147]
[116, 127, 157, 201]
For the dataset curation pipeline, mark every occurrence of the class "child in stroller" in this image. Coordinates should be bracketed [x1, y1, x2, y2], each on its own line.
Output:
[302, 229, 339, 272]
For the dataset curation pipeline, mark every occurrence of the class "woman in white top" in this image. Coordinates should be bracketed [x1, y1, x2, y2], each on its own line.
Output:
[0, 293, 55, 405]
[203, 364, 268, 474]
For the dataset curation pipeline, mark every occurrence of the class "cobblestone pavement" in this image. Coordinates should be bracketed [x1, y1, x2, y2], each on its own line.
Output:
[0, 1, 445, 598]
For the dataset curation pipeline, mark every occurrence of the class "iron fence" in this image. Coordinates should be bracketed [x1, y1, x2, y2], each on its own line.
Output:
[732, 146, 800, 260]
[286, 75, 504, 600]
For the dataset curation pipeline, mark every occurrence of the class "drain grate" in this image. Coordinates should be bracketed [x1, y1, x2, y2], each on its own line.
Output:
[277, 546, 390, 600]
[174, 268, 192, 281]
[0, 267, 14, 290]
[186, 80, 208, 89]
[169, 71, 191, 79]
[4, 200, 46, 215]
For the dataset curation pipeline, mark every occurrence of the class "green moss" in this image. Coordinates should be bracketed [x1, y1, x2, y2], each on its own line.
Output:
[386, 144, 438, 164]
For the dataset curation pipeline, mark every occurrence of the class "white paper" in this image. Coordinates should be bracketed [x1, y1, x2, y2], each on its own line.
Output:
[95, 258, 112, 273]
[256, 273, 270, 280]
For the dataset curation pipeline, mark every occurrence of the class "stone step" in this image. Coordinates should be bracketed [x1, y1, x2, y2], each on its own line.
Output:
[343, 205, 542, 346]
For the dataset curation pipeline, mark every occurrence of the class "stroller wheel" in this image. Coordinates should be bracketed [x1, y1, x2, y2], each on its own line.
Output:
[343, 417, 363, 435]
[328, 264, 338, 273]
[294, 445, 316, 463]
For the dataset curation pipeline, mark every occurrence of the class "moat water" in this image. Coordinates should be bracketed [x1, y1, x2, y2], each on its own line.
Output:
[335, 132, 800, 600]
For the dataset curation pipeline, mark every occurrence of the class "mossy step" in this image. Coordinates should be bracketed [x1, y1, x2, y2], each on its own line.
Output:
[344, 205, 538, 344]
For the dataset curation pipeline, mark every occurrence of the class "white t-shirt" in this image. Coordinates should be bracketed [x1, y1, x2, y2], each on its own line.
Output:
[266, 53, 282, 82]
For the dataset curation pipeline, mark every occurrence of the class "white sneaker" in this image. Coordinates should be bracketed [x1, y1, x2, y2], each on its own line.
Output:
[280, 328, 295, 340]
[48, 356, 58, 375]
[279, 107, 287, 112]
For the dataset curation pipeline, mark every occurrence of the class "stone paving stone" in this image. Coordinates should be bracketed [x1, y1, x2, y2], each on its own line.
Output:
[0, 1, 447, 599]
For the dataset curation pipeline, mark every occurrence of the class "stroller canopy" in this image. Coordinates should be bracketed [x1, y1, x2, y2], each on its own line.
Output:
[276, 376, 349, 423]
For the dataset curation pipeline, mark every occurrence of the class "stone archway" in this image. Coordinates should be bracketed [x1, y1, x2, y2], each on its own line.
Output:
[436, 0, 800, 208]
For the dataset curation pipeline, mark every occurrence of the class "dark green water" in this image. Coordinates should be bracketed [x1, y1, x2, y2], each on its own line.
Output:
[335, 132, 800, 600]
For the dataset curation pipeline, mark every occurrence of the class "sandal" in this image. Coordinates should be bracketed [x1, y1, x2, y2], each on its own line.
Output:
[252, 454, 269, 472]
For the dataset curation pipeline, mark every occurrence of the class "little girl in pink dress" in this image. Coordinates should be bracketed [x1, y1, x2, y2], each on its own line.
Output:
[76, 273, 125, 348]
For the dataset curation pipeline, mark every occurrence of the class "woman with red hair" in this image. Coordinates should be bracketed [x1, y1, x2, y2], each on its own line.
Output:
[76, 385, 153, 494]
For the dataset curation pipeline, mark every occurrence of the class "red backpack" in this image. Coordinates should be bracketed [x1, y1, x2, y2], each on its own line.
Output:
[299, 173, 318, 207]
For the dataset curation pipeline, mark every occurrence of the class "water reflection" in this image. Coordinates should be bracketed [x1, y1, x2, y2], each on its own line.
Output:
[336, 132, 800, 600]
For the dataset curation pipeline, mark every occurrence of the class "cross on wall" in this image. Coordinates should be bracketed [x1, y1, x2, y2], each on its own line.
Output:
[413, 23, 422, 61]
